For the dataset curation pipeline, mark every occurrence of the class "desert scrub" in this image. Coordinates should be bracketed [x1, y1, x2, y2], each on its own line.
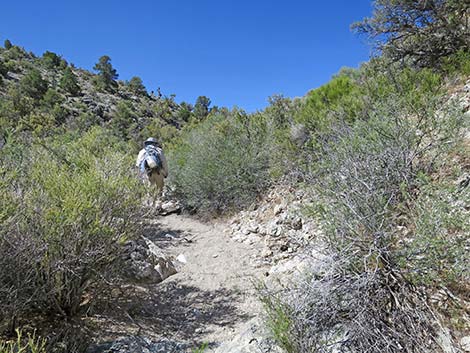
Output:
[260, 64, 467, 352]
[401, 181, 469, 289]
[168, 110, 275, 214]
[0, 127, 144, 328]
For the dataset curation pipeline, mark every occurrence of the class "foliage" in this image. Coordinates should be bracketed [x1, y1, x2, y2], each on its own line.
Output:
[442, 49, 470, 77]
[111, 100, 136, 139]
[402, 182, 469, 289]
[168, 111, 273, 214]
[295, 73, 363, 144]
[41, 51, 64, 69]
[19, 69, 48, 100]
[0, 329, 46, 353]
[352, 0, 470, 67]
[192, 342, 209, 353]
[0, 128, 143, 327]
[193, 95, 211, 120]
[174, 102, 193, 122]
[92, 55, 118, 92]
[3, 39, 12, 50]
[260, 63, 467, 352]
[59, 67, 80, 96]
[0, 59, 7, 77]
[126, 76, 147, 96]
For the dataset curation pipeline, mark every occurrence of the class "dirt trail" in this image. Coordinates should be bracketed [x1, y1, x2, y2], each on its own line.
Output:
[144, 213, 268, 350]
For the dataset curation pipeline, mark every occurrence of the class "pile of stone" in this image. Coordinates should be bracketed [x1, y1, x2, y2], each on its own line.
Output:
[226, 186, 321, 263]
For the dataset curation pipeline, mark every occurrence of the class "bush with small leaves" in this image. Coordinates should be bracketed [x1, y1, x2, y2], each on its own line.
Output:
[0, 59, 7, 77]
[260, 64, 467, 352]
[0, 127, 144, 328]
[19, 68, 48, 100]
[41, 51, 62, 69]
[169, 110, 273, 214]
[60, 67, 81, 96]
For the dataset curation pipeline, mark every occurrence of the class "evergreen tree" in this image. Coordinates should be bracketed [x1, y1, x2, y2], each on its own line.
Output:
[93, 55, 118, 91]
[20, 68, 48, 100]
[174, 102, 193, 122]
[60, 67, 81, 96]
[127, 76, 147, 95]
[41, 51, 62, 69]
[194, 96, 211, 120]
[4, 39, 12, 49]
[352, 0, 470, 67]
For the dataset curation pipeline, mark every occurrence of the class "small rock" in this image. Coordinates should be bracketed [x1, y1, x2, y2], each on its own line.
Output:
[291, 217, 303, 230]
[461, 336, 470, 352]
[176, 254, 187, 264]
[160, 200, 181, 215]
[212, 254, 219, 258]
[274, 204, 284, 216]
[261, 249, 273, 258]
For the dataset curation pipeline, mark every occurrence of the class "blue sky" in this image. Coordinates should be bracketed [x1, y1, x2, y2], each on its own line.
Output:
[0, 0, 373, 112]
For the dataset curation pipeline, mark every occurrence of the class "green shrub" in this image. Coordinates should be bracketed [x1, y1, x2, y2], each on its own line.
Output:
[111, 100, 136, 139]
[401, 182, 469, 289]
[260, 64, 466, 352]
[20, 69, 48, 100]
[59, 67, 81, 96]
[41, 51, 62, 69]
[295, 73, 363, 143]
[0, 59, 7, 77]
[168, 111, 273, 214]
[442, 49, 470, 76]
[0, 127, 143, 327]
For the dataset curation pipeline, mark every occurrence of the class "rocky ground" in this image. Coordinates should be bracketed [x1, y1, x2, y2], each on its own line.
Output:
[86, 187, 313, 353]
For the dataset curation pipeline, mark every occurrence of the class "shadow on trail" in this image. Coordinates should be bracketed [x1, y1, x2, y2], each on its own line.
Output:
[89, 281, 250, 347]
[150, 281, 250, 340]
[142, 221, 194, 251]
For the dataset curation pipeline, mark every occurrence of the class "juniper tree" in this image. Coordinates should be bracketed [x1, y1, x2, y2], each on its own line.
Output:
[93, 55, 118, 92]
[60, 67, 80, 96]
[127, 76, 147, 96]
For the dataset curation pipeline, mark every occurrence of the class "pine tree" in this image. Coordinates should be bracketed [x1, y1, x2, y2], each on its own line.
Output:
[93, 55, 118, 92]
[127, 76, 147, 96]
[4, 39, 12, 49]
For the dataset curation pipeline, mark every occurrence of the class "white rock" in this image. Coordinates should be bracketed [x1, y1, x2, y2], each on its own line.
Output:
[274, 204, 284, 215]
[176, 254, 187, 264]
[461, 336, 470, 352]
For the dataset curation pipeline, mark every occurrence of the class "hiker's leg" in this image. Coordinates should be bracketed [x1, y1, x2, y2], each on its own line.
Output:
[155, 174, 164, 197]
[147, 172, 163, 206]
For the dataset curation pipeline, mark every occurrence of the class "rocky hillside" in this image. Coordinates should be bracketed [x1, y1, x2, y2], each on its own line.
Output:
[0, 41, 204, 150]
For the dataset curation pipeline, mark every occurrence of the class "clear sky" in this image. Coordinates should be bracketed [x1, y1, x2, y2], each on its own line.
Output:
[0, 0, 373, 112]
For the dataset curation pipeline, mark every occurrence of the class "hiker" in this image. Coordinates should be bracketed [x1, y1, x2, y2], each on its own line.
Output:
[136, 137, 169, 195]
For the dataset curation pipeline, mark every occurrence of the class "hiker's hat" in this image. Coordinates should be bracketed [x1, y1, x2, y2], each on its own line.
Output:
[144, 137, 158, 146]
